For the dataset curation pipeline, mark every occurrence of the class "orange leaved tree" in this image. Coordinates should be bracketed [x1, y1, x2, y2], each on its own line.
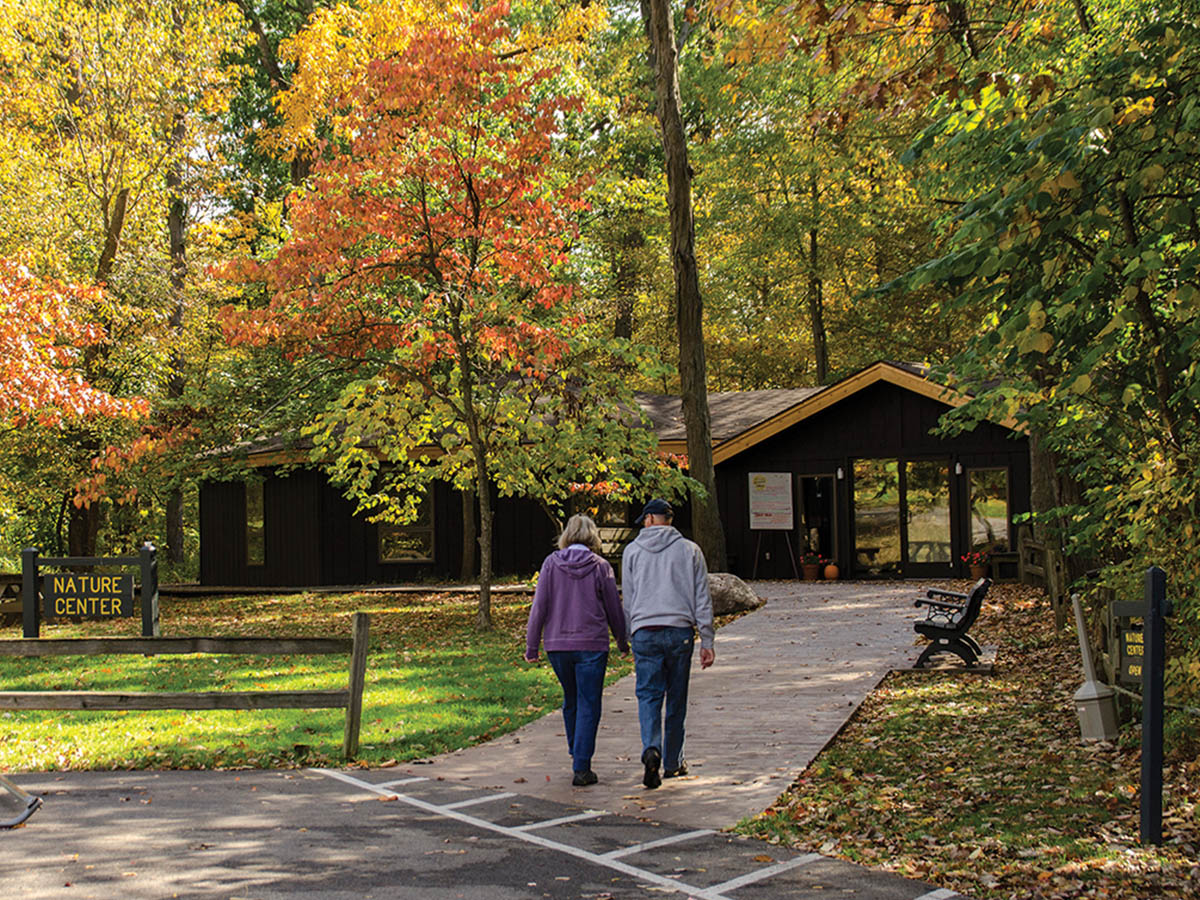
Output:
[0, 260, 144, 427]
[224, 3, 658, 628]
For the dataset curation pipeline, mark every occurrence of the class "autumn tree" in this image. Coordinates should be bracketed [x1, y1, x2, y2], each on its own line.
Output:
[0, 260, 148, 553]
[0, 0, 243, 560]
[227, 3, 688, 629]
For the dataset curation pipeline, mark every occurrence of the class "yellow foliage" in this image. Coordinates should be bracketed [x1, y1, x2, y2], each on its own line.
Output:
[268, 0, 606, 161]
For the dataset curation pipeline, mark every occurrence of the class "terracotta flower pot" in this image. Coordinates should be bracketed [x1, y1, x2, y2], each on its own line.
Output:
[969, 564, 987, 580]
[823, 563, 839, 581]
[801, 563, 821, 581]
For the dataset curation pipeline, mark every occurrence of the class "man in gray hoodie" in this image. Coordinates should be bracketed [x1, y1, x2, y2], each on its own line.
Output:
[621, 498, 715, 789]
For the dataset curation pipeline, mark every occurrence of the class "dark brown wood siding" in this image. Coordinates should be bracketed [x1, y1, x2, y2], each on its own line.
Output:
[715, 382, 1030, 580]
[199, 473, 556, 586]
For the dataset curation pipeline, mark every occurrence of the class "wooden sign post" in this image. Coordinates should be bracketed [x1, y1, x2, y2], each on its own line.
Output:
[21, 543, 159, 639]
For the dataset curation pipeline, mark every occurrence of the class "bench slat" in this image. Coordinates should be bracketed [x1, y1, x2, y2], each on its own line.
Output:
[0, 689, 350, 711]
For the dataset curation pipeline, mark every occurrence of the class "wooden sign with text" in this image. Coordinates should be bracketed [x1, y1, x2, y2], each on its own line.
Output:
[43, 573, 134, 619]
[1119, 623, 1144, 685]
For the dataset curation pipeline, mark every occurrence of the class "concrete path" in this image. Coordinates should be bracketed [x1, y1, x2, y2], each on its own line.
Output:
[408, 580, 928, 829]
[1, 580, 963, 900]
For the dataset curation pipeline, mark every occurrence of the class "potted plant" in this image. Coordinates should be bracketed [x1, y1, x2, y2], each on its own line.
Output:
[800, 550, 823, 581]
[962, 549, 989, 580]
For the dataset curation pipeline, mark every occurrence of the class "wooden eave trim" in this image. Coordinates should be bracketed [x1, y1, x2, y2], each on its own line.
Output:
[710, 363, 1021, 466]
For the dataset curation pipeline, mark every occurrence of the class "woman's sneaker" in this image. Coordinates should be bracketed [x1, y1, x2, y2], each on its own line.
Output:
[642, 747, 662, 789]
[663, 761, 688, 778]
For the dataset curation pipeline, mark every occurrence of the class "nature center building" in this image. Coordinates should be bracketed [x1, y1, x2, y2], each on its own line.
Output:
[198, 362, 1030, 586]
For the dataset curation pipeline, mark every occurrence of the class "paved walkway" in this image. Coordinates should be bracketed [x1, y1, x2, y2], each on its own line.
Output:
[408, 580, 927, 828]
[2, 580, 965, 900]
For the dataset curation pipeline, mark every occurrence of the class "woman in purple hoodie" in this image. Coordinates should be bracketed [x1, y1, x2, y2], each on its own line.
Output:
[525, 514, 629, 786]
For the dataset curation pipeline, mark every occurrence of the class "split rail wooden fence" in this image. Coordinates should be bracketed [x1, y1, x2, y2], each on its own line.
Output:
[0, 612, 370, 758]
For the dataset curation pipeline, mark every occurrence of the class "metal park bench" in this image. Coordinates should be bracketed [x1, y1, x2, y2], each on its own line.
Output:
[913, 577, 991, 668]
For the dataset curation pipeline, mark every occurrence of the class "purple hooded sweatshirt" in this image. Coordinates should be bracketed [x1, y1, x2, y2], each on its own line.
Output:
[525, 546, 629, 656]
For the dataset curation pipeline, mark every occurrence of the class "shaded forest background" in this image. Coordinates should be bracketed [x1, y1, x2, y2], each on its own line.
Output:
[0, 1, 1197, 708]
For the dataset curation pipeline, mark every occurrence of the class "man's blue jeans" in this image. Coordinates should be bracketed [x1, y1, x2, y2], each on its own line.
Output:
[631, 626, 694, 770]
[546, 649, 609, 773]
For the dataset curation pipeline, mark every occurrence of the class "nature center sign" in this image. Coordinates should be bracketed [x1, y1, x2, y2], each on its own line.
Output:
[748, 472, 794, 530]
[43, 573, 134, 618]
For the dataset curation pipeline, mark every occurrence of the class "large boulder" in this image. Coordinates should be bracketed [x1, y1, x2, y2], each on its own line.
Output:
[708, 572, 765, 616]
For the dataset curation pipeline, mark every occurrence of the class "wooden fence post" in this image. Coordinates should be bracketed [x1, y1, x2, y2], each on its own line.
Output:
[343, 612, 370, 759]
[21, 548, 38, 639]
[140, 542, 160, 637]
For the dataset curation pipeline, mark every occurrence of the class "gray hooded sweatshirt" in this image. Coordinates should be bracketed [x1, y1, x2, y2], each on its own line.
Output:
[620, 526, 714, 649]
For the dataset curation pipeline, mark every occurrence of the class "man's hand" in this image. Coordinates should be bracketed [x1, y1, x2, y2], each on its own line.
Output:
[525, 652, 538, 662]
[700, 647, 715, 669]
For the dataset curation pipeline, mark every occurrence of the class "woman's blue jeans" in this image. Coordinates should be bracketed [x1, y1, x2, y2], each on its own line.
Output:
[546, 649, 609, 773]
[631, 626, 694, 771]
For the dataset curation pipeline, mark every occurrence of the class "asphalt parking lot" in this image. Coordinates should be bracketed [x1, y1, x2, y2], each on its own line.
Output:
[2, 767, 956, 900]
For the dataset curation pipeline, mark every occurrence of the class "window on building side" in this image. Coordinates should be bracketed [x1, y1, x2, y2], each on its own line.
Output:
[968, 468, 1010, 551]
[246, 479, 265, 566]
[379, 495, 435, 563]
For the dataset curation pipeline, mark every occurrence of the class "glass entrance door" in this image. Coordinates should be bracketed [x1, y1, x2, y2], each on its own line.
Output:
[904, 459, 952, 576]
[853, 459, 901, 576]
[853, 458, 953, 577]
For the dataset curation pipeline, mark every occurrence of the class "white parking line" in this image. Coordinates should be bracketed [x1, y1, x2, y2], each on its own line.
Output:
[512, 810, 605, 831]
[914, 890, 961, 900]
[376, 776, 428, 789]
[708, 853, 822, 893]
[602, 828, 715, 859]
[313, 768, 738, 900]
[442, 791, 518, 810]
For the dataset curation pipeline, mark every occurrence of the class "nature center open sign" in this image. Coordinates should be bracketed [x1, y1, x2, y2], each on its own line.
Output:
[43, 573, 134, 618]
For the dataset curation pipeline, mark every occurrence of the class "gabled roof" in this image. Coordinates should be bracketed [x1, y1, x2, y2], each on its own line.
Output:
[649, 361, 1019, 465]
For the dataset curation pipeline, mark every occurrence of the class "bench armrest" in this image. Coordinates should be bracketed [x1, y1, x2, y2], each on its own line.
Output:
[925, 587, 968, 601]
[914, 597, 966, 612]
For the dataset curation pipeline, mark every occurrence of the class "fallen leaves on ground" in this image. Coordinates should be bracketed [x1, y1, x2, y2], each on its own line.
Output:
[738, 583, 1199, 900]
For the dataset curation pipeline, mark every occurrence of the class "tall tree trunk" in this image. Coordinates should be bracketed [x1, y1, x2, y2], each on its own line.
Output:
[459, 488, 477, 581]
[808, 172, 829, 383]
[452, 315, 492, 629]
[165, 9, 187, 565]
[644, 0, 727, 570]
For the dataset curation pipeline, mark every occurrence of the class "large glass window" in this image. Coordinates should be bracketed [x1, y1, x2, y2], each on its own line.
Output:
[245, 478, 265, 566]
[968, 468, 1010, 551]
[905, 460, 951, 563]
[379, 495, 435, 563]
[854, 459, 901, 574]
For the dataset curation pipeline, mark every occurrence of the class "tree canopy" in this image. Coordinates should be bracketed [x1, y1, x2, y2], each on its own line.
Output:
[0, 0, 1197, 699]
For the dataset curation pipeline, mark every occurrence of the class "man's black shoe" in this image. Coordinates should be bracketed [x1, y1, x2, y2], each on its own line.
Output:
[642, 747, 662, 789]
[572, 770, 598, 786]
[663, 761, 688, 778]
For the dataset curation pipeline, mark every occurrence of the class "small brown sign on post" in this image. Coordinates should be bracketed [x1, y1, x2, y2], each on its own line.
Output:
[43, 573, 134, 619]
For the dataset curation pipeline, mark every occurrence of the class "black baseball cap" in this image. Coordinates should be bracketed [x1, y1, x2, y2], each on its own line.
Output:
[637, 498, 673, 524]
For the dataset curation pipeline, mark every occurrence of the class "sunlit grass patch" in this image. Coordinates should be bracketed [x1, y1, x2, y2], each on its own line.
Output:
[0, 590, 630, 771]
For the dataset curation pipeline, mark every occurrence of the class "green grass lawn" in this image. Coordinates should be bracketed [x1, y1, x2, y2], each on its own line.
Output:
[0, 590, 627, 771]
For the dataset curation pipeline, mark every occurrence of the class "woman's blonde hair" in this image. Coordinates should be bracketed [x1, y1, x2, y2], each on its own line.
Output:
[558, 514, 602, 553]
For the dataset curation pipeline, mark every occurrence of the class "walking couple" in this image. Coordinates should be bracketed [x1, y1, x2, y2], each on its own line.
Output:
[525, 498, 715, 789]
